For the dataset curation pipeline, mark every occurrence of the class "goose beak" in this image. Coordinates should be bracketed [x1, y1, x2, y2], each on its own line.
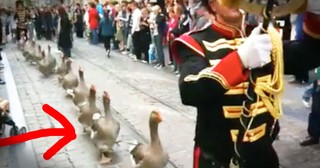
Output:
[156, 114, 163, 123]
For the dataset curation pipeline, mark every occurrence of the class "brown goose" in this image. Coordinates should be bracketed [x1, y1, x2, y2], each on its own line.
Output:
[62, 60, 79, 96]
[130, 111, 169, 168]
[78, 85, 101, 132]
[18, 31, 26, 50]
[91, 91, 120, 164]
[38, 51, 52, 77]
[22, 40, 32, 57]
[56, 56, 68, 83]
[25, 41, 36, 62]
[72, 66, 89, 107]
[34, 45, 43, 62]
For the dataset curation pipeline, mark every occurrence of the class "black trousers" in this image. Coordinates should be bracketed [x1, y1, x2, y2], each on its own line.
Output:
[0, 27, 2, 44]
[308, 81, 320, 139]
[132, 31, 142, 60]
[75, 23, 83, 38]
[102, 35, 112, 51]
[16, 28, 28, 41]
[140, 31, 150, 62]
[193, 145, 279, 168]
[193, 146, 230, 168]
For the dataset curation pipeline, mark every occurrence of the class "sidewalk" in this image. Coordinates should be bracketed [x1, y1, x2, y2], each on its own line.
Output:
[2, 37, 320, 168]
[3, 44, 140, 168]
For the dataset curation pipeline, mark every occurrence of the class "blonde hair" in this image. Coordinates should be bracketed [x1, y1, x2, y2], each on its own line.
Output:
[174, 4, 183, 15]
[152, 5, 162, 14]
[141, 7, 149, 15]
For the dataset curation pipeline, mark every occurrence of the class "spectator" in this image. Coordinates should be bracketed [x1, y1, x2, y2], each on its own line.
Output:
[166, 6, 178, 67]
[74, 3, 84, 38]
[118, 2, 130, 53]
[14, 1, 28, 41]
[130, 1, 142, 61]
[169, 4, 189, 74]
[300, 72, 320, 146]
[100, 9, 114, 58]
[1, 9, 7, 44]
[0, 49, 5, 84]
[58, 7, 72, 58]
[88, 2, 99, 45]
[139, 8, 151, 63]
[0, 13, 3, 46]
[151, 5, 166, 69]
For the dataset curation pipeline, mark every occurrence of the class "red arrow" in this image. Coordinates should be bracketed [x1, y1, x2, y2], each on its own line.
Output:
[0, 104, 77, 160]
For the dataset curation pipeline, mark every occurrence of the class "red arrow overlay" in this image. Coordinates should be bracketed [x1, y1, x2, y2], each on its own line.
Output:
[0, 104, 77, 160]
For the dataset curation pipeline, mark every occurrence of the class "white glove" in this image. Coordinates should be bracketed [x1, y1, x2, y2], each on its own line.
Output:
[237, 26, 272, 69]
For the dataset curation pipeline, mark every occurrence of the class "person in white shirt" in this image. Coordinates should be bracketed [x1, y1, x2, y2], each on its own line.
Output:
[149, 5, 166, 69]
[83, 4, 90, 40]
[129, 1, 142, 61]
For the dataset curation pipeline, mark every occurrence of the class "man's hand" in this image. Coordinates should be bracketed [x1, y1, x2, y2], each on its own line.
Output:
[237, 26, 272, 69]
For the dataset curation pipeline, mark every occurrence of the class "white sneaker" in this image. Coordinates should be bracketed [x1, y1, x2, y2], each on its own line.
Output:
[157, 65, 164, 69]
[122, 51, 128, 55]
[133, 58, 138, 62]
[141, 60, 147, 64]
[302, 99, 311, 108]
[130, 55, 135, 59]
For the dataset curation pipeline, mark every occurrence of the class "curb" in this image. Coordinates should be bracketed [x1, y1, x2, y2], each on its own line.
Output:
[2, 51, 39, 168]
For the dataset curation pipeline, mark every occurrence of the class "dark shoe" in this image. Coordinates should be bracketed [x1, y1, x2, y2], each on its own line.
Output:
[300, 136, 319, 146]
[0, 79, 5, 85]
[289, 79, 303, 84]
[0, 63, 4, 69]
[289, 79, 309, 85]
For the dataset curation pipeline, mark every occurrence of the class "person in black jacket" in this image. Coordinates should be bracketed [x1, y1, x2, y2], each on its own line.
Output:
[139, 8, 151, 63]
[74, 3, 84, 38]
[58, 7, 72, 58]
[170, 4, 189, 38]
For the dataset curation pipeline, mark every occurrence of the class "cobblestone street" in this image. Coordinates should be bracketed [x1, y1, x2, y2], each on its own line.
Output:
[0, 37, 319, 168]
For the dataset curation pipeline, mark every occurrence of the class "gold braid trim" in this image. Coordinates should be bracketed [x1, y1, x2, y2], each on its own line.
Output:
[242, 26, 284, 139]
[233, 27, 284, 161]
[253, 27, 284, 119]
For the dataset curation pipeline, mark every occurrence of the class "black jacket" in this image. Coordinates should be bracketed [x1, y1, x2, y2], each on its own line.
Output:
[58, 16, 72, 49]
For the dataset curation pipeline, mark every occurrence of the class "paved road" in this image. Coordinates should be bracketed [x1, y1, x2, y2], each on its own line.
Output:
[0, 37, 319, 168]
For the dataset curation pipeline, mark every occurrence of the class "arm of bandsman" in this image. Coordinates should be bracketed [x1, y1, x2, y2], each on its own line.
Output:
[173, 36, 248, 107]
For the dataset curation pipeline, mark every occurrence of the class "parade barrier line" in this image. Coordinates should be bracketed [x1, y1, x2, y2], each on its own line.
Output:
[2, 51, 39, 168]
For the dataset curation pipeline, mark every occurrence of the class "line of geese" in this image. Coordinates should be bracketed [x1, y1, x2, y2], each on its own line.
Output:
[17, 37, 169, 168]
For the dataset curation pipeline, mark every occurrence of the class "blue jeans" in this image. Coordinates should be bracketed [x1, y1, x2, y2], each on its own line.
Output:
[308, 86, 320, 138]
[90, 28, 98, 44]
[303, 88, 314, 102]
[153, 34, 165, 66]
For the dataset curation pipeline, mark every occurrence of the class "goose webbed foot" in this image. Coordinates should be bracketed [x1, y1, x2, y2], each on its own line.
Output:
[99, 152, 112, 164]
[66, 89, 75, 98]
[115, 140, 122, 146]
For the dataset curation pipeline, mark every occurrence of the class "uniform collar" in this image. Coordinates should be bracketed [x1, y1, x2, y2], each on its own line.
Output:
[212, 20, 243, 38]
